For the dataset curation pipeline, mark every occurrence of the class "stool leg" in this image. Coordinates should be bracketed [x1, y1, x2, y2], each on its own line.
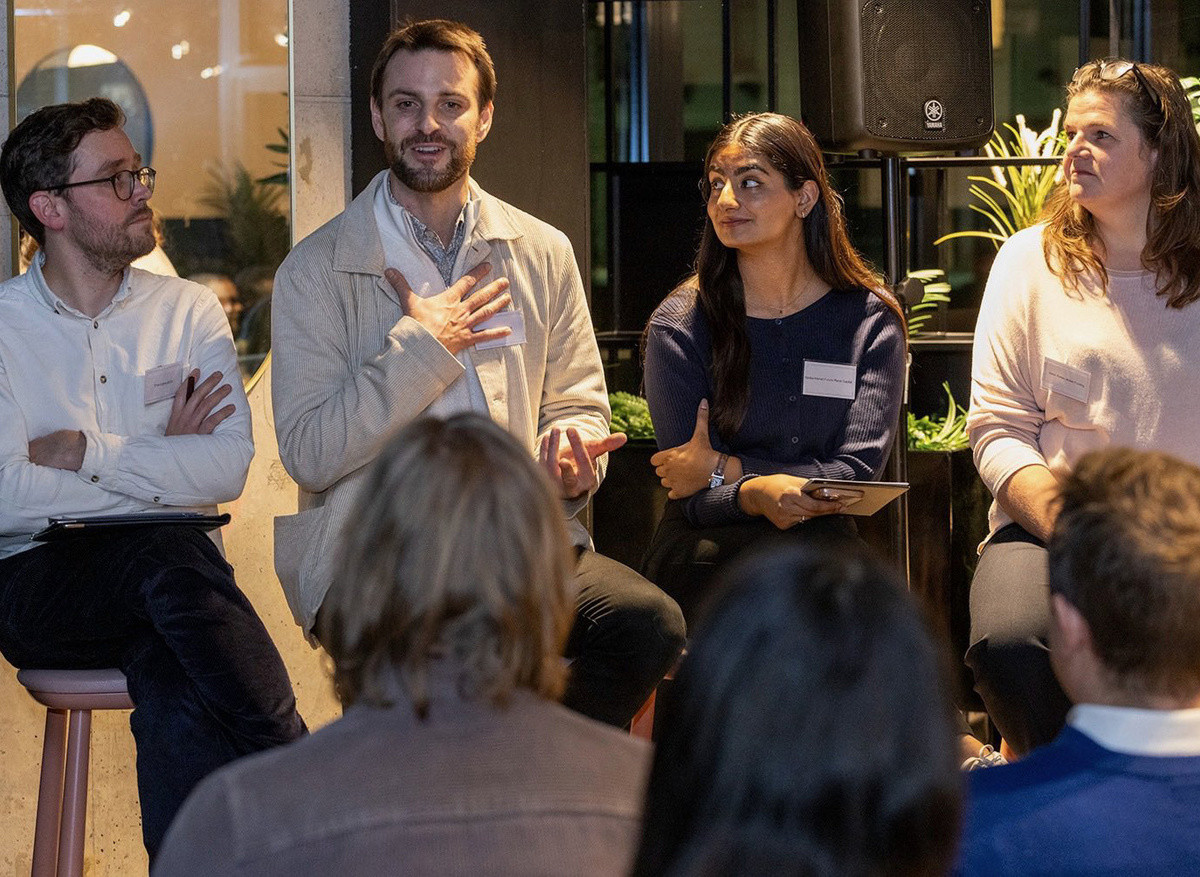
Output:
[57, 709, 92, 877]
[631, 690, 656, 741]
[32, 708, 69, 877]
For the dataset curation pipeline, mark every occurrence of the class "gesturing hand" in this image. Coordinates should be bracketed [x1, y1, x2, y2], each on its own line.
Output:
[166, 369, 235, 436]
[650, 399, 740, 499]
[386, 262, 513, 355]
[539, 426, 627, 501]
[29, 429, 86, 471]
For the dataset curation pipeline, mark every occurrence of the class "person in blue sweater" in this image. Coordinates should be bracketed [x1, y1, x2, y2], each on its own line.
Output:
[957, 447, 1200, 876]
[641, 112, 906, 621]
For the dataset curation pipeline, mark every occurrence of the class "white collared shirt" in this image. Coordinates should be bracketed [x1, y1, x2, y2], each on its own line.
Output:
[0, 253, 253, 558]
[1068, 703, 1200, 756]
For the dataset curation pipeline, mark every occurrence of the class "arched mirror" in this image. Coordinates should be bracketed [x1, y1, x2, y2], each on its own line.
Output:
[13, 2, 291, 392]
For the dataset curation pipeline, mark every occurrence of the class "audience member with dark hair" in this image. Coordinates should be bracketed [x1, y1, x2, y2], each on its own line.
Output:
[641, 111, 906, 623]
[0, 98, 303, 857]
[957, 447, 1200, 876]
[632, 542, 962, 877]
[156, 414, 653, 876]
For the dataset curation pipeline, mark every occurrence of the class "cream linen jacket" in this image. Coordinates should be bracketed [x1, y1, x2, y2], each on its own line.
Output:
[271, 172, 611, 633]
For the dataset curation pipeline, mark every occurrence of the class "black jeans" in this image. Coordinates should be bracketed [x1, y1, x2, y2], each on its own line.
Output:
[0, 526, 305, 856]
[561, 548, 686, 728]
[966, 522, 1071, 755]
[642, 499, 861, 625]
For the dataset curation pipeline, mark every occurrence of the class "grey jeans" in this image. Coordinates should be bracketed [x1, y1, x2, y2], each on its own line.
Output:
[966, 523, 1071, 754]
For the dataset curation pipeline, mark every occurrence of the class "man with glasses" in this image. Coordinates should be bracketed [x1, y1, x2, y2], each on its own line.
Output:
[271, 19, 685, 729]
[0, 98, 305, 858]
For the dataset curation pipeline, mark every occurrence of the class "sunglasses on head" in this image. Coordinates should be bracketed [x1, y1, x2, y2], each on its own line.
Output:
[1073, 60, 1162, 114]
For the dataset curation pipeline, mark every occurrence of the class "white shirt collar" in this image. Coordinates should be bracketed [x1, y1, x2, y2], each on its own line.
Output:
[1068, 704, 1200, 756]
[29, 249, 133, 319]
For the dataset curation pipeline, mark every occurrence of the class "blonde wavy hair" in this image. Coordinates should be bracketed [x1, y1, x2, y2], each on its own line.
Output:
[1042, 59, 1200, 308]
[319, 414, 574, 716]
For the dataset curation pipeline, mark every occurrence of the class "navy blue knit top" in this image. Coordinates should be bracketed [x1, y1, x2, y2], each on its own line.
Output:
[643, 286, 906, 527]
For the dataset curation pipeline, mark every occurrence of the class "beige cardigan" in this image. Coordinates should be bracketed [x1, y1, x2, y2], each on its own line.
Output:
[271, 172, 610, 632]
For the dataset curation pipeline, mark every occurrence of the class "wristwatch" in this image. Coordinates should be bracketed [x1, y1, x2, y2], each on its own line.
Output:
[708, 452, 730, 489]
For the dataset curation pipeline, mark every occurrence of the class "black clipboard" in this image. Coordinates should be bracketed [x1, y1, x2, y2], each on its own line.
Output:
[31, 512, 231, 543]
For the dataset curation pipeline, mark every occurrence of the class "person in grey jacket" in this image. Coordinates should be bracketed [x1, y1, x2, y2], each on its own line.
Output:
[156, 414, 653, 876]
[270, 19, 684, 727]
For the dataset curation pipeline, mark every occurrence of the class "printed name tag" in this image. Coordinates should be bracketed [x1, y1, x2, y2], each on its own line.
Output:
[802, 360, 856, 400]
[144, 362, 184, 404]
[474, 310, 526, 350]
[1041, 357, 1091, 403]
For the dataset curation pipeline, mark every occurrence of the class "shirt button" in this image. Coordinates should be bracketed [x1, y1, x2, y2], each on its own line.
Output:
[90, 475, 99, 483]
[789, 395, 797, 402]
[775, 319, 782, 326]
[93, 321, 99, 329]
[791, 436, 799, 444]
[153, 496, 161, 503]
[99, 375, 107, 384]
[782, 358, 789, 365]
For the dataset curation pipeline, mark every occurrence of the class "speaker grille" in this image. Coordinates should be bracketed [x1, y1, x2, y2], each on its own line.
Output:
[861, 0, 992, 143]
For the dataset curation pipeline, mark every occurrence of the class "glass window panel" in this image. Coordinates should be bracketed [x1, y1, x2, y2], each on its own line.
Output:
[14, 0, 290, 385]
[730, 0, 769, 116]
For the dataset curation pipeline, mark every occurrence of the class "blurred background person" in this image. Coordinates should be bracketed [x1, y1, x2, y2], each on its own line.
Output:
[967, 59, 1200, 756]
[641, 112, 906, 624]
[156, 414, 652, 877]
[189, 272, 243, 336]
[631, 543, 962, 877]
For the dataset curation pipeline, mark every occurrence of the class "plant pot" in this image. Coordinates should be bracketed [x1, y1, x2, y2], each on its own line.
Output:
[592, 439, 668, 572]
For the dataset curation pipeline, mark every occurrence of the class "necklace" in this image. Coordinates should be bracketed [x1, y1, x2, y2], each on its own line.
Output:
[747, 271, 822, 317]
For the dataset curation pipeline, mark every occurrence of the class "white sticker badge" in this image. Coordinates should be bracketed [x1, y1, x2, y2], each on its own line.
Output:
[473, 310, 526, 351]
[144, 362, 185, 405]
[1040, 357, 1091, 403]
[802, 360, 857, 400]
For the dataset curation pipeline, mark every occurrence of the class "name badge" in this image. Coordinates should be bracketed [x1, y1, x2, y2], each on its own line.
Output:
[474, 310, 526, 351]
[144, 362, 184, 404]
[1041, 357, 1091, 403]
[803, 360, 856, 400]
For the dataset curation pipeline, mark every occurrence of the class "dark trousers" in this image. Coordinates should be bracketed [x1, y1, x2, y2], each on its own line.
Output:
[966, 523, 1071, 755]
[561, 547, 686, 728]
[642, 499, 860, 625]
[0, 526, 306, 856]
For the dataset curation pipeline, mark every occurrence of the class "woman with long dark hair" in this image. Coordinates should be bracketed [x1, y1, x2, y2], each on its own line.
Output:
[631, 544, 962, 877]
[967, 59, 1200, 756]
[641, 112, 906, 620]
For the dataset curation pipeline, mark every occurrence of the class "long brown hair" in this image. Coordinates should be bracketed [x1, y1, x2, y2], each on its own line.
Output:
[684, 113, 901, 441]
[1042, 59, 1200, 308]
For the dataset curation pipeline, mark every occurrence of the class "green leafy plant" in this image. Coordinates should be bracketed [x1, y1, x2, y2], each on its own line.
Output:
[904, 268, 952, 336]
[935, 112, 1065, 250]
[257, 127, 289, 188]
[609, 392, 656, 440]
[199, 162, 290, 273]
[1182, 76, 1200, 131]
[908, 382, 969, 452]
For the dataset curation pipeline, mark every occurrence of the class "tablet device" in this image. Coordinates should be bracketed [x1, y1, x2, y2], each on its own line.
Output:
[31, 512, 231, 543]
[800, 478, 908, 516]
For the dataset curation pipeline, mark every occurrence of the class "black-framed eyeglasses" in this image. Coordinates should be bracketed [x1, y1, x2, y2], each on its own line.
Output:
[52, 167, 156, 201]
[1073, 60, 1161, 113]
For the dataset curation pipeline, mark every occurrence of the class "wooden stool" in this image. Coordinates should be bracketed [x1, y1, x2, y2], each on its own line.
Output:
[631, 652, 683, 741]
[17, 668, 134, 877]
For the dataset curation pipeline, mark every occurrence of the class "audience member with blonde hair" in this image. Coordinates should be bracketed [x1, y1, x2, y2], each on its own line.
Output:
[156, 414, 652, 876]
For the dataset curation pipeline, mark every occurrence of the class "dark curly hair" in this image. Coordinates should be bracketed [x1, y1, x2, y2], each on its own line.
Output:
[0, 97, 125, 245]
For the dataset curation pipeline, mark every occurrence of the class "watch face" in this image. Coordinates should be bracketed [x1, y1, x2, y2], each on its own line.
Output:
[709, 473, 725, 489]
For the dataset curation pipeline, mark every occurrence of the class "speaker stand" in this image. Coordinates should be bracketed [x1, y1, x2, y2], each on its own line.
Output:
[881, 155, 911, 588]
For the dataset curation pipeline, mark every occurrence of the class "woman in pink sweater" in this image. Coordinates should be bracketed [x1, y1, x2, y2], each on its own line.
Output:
[966, 59, 1200, 756]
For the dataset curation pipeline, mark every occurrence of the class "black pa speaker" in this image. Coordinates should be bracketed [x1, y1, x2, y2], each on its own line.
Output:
[799, 0, 995, 154]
